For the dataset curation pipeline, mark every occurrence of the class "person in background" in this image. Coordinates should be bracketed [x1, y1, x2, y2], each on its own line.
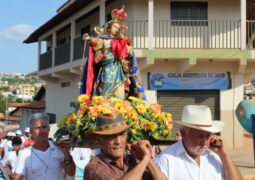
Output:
[15, 131, 22, 139]
[156, 105, 243, 180]
[0, 134, 7, 160]
[20, 128, 30, 145]
[1, 137, 22, 179]
[70, 147, 91, 180]
[13, 113, 75, 180]
[4, 133, 15, 153]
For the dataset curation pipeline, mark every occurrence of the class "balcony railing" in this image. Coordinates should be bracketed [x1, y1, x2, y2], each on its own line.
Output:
[126, 20, 241, 49]
[247, 21, 255, 49]
[55, 42, 70, 66]
[39, 20, 255, 72]
[73, 36, 89, 61]
[39, 51, 52, 70]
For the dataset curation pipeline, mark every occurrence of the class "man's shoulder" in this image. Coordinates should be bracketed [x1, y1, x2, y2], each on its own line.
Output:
[85, 156, 105, 170]
[205, 149, 222, 163]
[19, 146, 32, 155]
[84, 156, 109, 180]
[159, 141, 181, 157]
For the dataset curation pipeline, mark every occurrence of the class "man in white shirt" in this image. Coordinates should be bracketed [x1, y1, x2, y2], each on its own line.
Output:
[1, 136, 22, 178]
[3, 132, 15, 153]
[156, 105, 243, 180]
[13, 113, 75, 180]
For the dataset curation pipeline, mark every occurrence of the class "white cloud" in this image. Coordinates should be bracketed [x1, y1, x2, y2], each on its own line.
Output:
[0, 24, 36, 42]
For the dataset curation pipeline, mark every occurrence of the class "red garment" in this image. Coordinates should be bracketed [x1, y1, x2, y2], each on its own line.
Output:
[111, 38, 129, 58]
[23, 138, 35, 148]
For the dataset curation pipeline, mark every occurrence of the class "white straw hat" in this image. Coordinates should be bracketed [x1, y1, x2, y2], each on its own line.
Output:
[7, 132, 16, 137]
[16, 130, 22, 135]
[174, 105, 224, 133]
[24, 127, 30, 133]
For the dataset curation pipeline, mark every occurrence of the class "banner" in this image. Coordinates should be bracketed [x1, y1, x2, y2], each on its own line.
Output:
[149, 72, 230, 90]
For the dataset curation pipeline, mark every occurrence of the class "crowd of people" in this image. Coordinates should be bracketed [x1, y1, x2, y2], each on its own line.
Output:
[0, 105, 243, 180]
[0, 113, 91, 180]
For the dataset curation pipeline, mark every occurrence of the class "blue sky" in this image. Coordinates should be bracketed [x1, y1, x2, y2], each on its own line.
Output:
[0, 0, 66, 74]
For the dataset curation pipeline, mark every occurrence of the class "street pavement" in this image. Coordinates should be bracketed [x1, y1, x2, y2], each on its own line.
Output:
[230, 132, 255, 179]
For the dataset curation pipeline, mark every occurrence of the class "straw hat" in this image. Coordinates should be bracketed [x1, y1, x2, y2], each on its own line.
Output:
[86, 112, 131, 135]
[24, 127, 30, 133]
[174, 105, 224, 133]
[7, 132, 16, 137]
[16, 130, 22, 135]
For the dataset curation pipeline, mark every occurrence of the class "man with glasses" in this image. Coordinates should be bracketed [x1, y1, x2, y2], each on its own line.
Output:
[156, 105, 243, 180]
[13, 113, 75, 180]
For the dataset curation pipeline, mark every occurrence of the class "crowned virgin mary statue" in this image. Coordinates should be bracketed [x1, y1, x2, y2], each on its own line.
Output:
[80, 6, 146, 100]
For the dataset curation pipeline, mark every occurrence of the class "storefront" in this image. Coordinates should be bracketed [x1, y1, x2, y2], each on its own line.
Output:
[148, 72, 230, 136]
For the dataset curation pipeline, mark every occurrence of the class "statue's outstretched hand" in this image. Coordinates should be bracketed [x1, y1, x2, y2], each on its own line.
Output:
[82, 33, 90, 40]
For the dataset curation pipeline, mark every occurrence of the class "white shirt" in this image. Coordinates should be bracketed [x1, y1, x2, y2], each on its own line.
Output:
[3, 140, 12, 153]
[20, 136, 27, 144]
[1, 151, 18, 173]
[14, 141, 65, 180]
[155, 141, 224, 180]
[70, 147, 91, 169]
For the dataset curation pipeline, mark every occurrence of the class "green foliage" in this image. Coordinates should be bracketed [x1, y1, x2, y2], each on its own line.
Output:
[0, 94, 5, 114]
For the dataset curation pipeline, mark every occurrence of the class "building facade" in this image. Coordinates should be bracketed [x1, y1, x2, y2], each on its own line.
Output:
[24, 0, 255, 148]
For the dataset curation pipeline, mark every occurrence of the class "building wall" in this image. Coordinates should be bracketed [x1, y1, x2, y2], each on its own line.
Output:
[125, 0, 240, 21]
[46, 76, 80, 121]
[220, 74, 244, 148]
[139, 58, 244, 148]
[76, 12, 99, 37]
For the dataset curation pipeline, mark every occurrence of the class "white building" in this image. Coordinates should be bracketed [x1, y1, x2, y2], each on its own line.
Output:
[24, 0, 255, 148]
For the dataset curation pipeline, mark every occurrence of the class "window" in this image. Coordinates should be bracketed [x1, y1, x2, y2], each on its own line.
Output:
[47, 113, 56, 124]
[107, 13, 112, 22]
[61, 82, 70, 88]
[171, 2, 208, 26]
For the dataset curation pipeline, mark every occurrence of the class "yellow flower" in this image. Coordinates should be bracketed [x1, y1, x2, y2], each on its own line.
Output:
[164, 112, 172, 121]
[130, 129, 136, 134]
[114, 102, 125, 112]
[77, 94, 89, 104]
[143, 121, 157, 131]
[92, 96, 104, 105]
[150, 122, 157, 131]
[76, 120, 82, 126]
[98, 106, 112, 114]
[167, 123, 173, 134]
[133, 121, 140, 129]
[127, 109, 138, 121]
[110, 97, 120, 103]
[153, 133, 159, 139]
[66, 113, 76, 125]
[135, 104, 147, 114]
[162, 129, 169, 136]
[77, 105, 87, 116]
[128, 96, 139, 102]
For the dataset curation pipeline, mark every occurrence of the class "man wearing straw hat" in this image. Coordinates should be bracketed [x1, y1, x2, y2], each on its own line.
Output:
[84, 112, 167, 180]
[156, 105, 242, 180]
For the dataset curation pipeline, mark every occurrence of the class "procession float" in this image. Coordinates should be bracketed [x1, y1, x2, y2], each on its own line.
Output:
[54, 6, 174, 146]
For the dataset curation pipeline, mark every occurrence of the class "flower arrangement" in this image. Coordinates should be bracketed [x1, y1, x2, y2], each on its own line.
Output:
[54, 95, 173, 143]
